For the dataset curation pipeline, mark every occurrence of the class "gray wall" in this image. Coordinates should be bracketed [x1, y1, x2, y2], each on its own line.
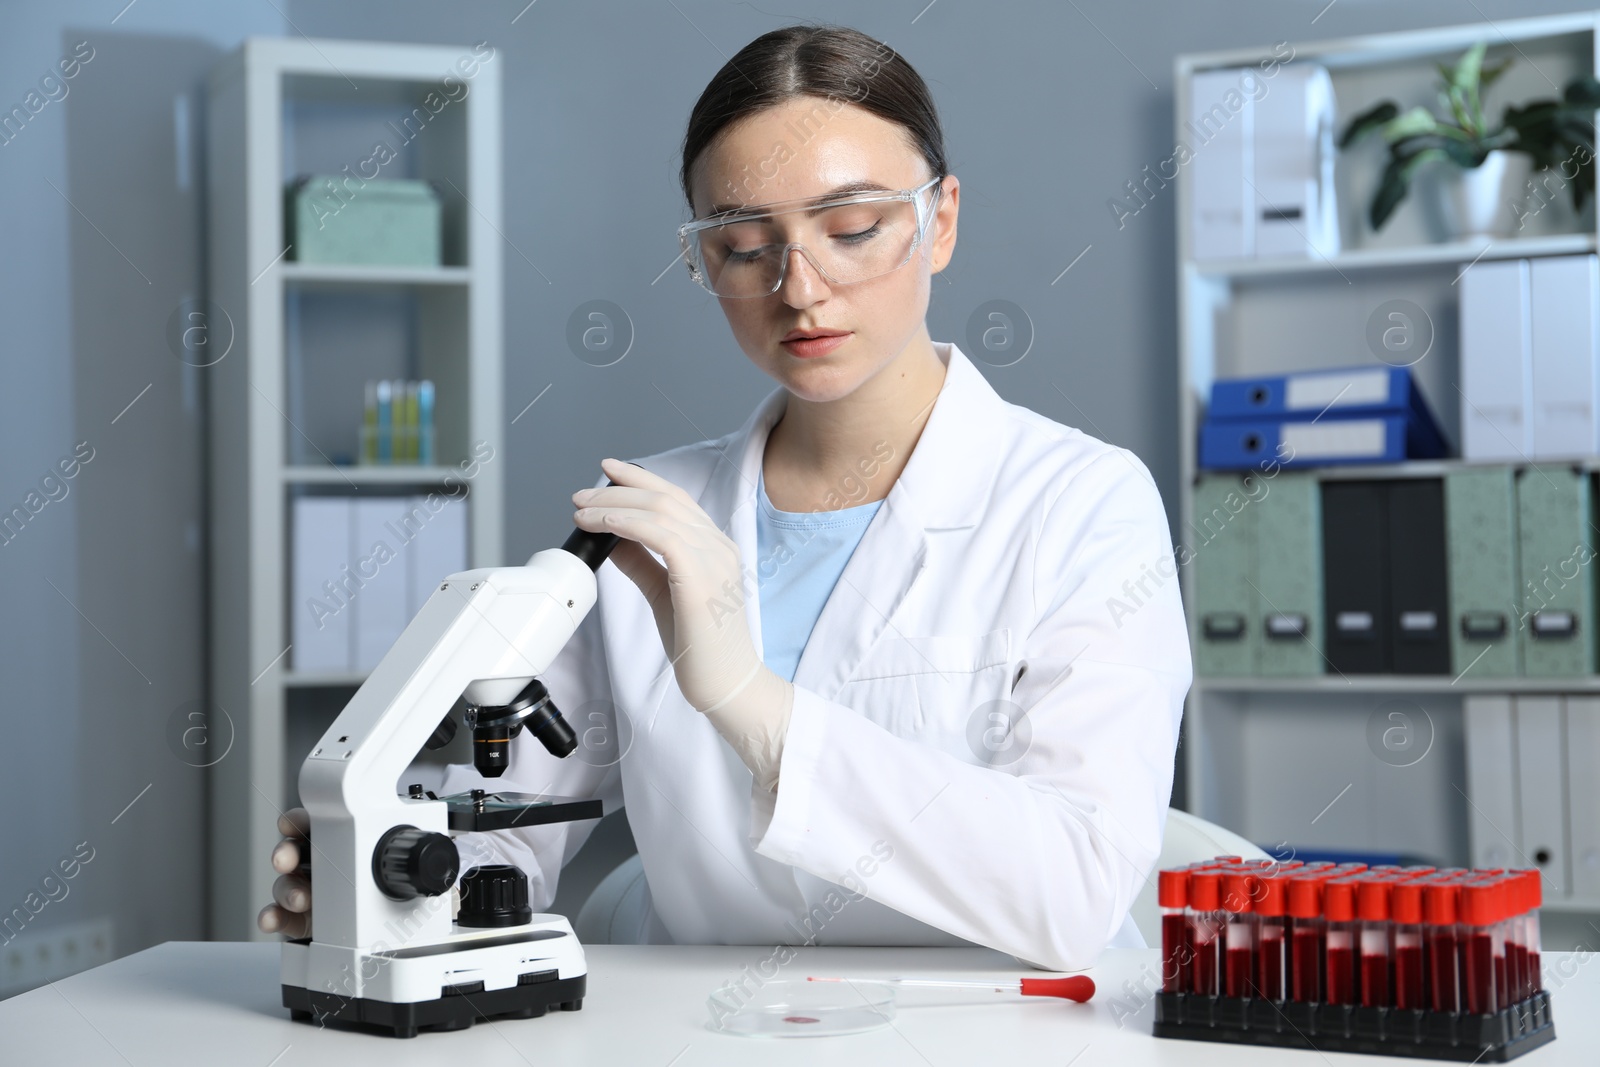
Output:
[3, 0, 1597, 983]
[0, 0, 282, 992]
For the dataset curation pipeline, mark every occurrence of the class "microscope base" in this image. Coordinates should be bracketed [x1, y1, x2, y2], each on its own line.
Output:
[281, 919, 589, 1039]
[282, 973, 586, 1039]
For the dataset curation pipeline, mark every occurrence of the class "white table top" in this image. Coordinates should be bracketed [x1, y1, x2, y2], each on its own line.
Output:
[0, 943, 1592, 1064]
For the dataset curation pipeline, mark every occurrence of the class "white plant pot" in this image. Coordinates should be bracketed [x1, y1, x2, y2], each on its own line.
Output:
[1442, 149, 1534, 241]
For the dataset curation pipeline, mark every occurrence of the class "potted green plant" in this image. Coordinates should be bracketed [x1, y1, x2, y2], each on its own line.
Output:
[1339, 42, 1600, 239]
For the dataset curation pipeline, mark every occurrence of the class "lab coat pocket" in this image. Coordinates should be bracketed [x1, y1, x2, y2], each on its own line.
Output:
[846, 628, 1014, 756]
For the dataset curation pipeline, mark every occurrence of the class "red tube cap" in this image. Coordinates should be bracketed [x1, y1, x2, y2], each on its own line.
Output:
[1222, 872, 1255, 913]
[1189, 869, 1221, 912]
[1391, 881, 1423, 925]
[1287, 873, 1330, 919]
[1324, 877, 1359, 923]
[1519, 868, 1542, 912]
[1158, 869, 1190, 909]
[1256, 874, 1289, 917]
[1422, 880, 1459, 926]
[1356, 878, 1391, 922]
[1460, 879, 1505, 926]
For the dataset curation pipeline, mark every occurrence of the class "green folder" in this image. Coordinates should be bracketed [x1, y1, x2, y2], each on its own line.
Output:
[1445, 467, 1521, 678]
[1189, 473, 1257, 676]
[1254, 472, 1323, 676]
[1516, 466, 1596, 676]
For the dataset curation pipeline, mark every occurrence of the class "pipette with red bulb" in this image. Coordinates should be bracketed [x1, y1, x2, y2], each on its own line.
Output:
[805, 975, 1095, 1002]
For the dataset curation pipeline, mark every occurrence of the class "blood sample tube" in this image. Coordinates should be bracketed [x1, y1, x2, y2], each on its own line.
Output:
[1323, 877, 1360, 1006]
[1502, 871, 1526, 1003]
[1356, 876, 1393, 1008]
[1159, 867, 1191, 993]
[1287, 872, 1329, 1003]
[1188, 868, 1224, 997]
[1459, 878, 1505, 1015]
[1399, 865, 1437, 878]
[1254, 871, 1290, 1002]
[1423, 877, 1461, 1014]
[1390, 880, 1425, 1010]
[1221, 871, 1257, 998]
[1489, 874, 1513, 1010]
[1522, 868, 1543, 995]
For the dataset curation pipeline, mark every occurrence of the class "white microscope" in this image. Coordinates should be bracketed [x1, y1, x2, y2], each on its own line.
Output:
[279, 517, 620, 1038]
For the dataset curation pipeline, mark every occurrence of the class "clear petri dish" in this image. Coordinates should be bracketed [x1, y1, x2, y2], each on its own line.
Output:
[708, 978, 896, 1038]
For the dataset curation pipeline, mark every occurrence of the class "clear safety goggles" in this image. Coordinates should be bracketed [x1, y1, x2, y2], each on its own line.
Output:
[678, 175, 944, 298]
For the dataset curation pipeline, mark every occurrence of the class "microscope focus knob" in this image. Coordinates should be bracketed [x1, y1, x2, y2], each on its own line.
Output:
[372, 825, 460, 901]
[456, 864, 534, 927]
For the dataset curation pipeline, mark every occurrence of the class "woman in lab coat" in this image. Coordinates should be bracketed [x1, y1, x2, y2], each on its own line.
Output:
[260, 24, 1192, 972]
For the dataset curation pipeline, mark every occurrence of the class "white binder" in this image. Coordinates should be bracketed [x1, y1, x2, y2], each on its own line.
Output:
[1529, 254, 1600, 458]
[1460, 259, 1532, 460]
[1463, 694, 1519, 869]
[290, 497, 352, 672]
[1515, 695, 1569, 897]
[352, 497, 415, 671]
[1188, 68, 1253, 261]
[1566, 696, 1600, 900]
[407, 494, 469, 618]
[1252, 64, 1339, 260]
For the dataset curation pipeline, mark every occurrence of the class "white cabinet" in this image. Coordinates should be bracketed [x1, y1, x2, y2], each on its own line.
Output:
[205, 38, 504, 940]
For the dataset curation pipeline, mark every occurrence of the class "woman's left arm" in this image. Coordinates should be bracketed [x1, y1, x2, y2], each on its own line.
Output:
[750, 448, 1194, 972]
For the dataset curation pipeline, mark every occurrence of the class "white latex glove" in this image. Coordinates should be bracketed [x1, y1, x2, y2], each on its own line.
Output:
[573, 457, 794, 791]
[258, 807, 313, 938]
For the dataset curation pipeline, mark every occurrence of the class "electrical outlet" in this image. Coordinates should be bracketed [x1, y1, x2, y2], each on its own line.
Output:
[0, 917, 114, 999]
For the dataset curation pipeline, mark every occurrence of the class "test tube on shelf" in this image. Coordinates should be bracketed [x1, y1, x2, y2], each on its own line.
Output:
[1220, 870, 1257, 998]
[418, 379, 435, 465]
[1458, 877, 1505, 1015]
[1322, 876, 1361, 1006]
[1423, 876, 1462, 1014]
[362, 381, 378, 464]
[1187, 867, 1225, 997]
[1158, 867, 1191, 994]
[1356, 876, 1393, 1009]
[376, 379, 393, 463]
[402, 380, 419, 463]
[1390, 879, 1425, 1011]
[1253, 871, 1290, 1002]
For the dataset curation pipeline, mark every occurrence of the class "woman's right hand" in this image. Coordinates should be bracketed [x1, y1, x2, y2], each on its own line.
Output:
[257, 807, 312, 938]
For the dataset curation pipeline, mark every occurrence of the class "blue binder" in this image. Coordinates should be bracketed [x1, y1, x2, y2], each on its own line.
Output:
[1211, 365, 1432, 419]
[1202, 365, 1447, 469]
[1199, 414, 1447, 469]
[1212, 365, 1444, 441]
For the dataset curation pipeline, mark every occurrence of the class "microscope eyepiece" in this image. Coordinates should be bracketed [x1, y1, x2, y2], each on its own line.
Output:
[560, 477, 625, 572]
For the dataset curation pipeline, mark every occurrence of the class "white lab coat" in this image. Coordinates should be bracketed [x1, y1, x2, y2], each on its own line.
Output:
[438, 339, 1192, 972]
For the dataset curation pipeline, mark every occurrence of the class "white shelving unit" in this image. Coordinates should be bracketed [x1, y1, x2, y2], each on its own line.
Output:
[1175, 13, 1600, 906]
[205, 37, 503, 941]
